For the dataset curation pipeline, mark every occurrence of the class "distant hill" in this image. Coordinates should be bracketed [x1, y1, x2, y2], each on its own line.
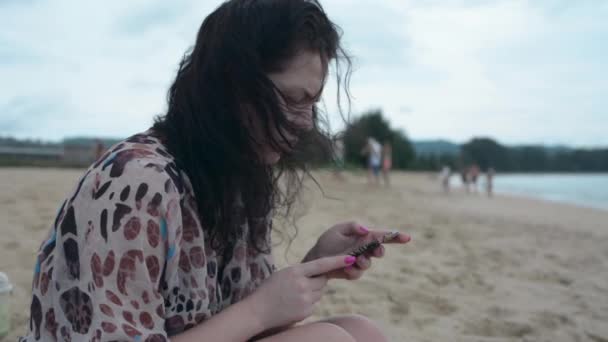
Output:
[511, 144, 573, 156]
[413, 141, 575, 157]
[413, 140, 461, 156]
[62, 137, 123, 147]
[0, 136, 60, 148]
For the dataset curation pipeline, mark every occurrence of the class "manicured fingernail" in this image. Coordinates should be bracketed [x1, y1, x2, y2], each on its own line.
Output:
[360, 225, 369, 233]
[404, 234, 411, 243]
[345, 256, 356, 264]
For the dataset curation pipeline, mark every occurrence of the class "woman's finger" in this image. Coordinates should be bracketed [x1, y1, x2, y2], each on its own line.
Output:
[371, 245, 384, 258]
[355, 255, 371, 270]
[301, 255, 356, 277]
[344, 265, 364, 280]
[368, 230, 412, 244]
[362, 245, 384, 259]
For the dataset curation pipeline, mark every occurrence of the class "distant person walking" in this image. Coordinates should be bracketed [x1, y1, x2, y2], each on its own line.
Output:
[361, 137, 382, 185]
[469, 164, 480, 193]
[94, 139, 104, 160]
[486, 167, 495, 197]
[440, 165, 451, 193]
[332, 137, 345, 181]
[460, 167, 470, 192]
[381, 140, 392, 187]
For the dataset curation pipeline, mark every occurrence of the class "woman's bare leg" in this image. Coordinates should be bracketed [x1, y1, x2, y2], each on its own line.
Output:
[321, 314, 388, 342]
[382, 170, 390, 187]
[254, 322, 355, 342]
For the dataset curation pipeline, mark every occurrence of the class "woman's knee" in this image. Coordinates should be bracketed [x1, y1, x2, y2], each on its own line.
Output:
[322, 314, 388, 342]
[311, 322, 356, 342]
[254, 322, 355, 342]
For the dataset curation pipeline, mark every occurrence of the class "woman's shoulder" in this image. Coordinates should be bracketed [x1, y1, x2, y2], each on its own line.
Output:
[96, 130, 171, 166]
[94, 130, 173, 172]
[82, 130, 186, 196]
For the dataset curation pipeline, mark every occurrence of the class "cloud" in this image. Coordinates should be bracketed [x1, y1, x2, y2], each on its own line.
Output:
[0, 0, 606, 146]
[0, 0, 217, 140]
[116, 2, 190, 35]
[320, 0, 608, 146]
[0, 95, 70, 138]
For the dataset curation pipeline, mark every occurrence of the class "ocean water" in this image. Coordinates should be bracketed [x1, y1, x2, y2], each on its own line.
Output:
[491, 173, 608, 210]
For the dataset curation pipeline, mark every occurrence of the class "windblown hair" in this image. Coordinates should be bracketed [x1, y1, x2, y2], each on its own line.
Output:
[153, 0, 351, 256]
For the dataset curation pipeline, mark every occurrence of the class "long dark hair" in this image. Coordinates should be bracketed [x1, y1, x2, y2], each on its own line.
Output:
[153, 0, 351, 256]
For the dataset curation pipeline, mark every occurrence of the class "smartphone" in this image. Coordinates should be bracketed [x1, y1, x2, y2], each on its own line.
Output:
[348, 231, 400, 257]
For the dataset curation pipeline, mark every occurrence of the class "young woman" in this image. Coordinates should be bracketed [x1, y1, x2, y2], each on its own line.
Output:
[362, 137, 382, 185]
[20, 1, 410, 341]
[381, 141, 392, 186]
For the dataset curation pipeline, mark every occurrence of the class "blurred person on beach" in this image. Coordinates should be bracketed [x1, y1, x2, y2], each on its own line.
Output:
[486, 167, 495, 197]
[94, 139, 105, 160]
[460, 167, 470, 192]
[440, 165, 451, 194]
[381, 140, 392, 187]
[468, 164, 480, 193]
[20, 1, 411, 342]
[361, 137, 382, 185]
[331, 136, 345, 181]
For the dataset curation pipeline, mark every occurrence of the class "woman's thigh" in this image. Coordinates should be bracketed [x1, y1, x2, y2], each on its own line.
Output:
[254, 322, 355, 342]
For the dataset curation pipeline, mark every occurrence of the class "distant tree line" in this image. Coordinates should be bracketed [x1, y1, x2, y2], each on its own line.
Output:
[414, 137, 608, 172]
[0, 136, 59, 148]
[459, 138, 608, 172]
[338, 111, 607, 173]
[2, 112, 607, 172]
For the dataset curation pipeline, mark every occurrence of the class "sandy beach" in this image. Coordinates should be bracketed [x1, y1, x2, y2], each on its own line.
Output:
[1, 168, 607, 341]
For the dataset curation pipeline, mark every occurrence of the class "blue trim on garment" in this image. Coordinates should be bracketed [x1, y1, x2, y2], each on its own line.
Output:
[167, 245, 176, 260]
[102, 152, 117, 168]
[160, 217, 168, 240]
[44, 231, 57, 248]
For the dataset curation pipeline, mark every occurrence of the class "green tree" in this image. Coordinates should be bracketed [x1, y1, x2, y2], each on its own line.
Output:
[343, 109, 415, 169]
[461, 137, 509, 171]
[390, 129, 415, 169]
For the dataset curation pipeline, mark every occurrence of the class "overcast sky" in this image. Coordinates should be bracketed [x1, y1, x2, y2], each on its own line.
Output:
[1, 0, 606, 146]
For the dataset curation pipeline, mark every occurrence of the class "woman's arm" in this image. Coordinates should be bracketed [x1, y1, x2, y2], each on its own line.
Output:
[171, 296, 264, 342]
[174, 255, 358, 341]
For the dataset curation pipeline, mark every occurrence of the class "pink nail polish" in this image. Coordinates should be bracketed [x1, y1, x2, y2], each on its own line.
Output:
[404, 235, 412, 243]
[345, 256, 356, 264]
[360, 226, 369, 233]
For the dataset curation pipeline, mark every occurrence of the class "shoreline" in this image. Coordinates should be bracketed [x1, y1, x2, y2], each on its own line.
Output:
[415, 170, 608, 213]
[494, 189, 608, 212]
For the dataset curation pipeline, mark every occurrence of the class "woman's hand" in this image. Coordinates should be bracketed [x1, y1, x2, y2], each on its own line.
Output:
[246, 254, 357, 331]
[302, 222, 411, 280]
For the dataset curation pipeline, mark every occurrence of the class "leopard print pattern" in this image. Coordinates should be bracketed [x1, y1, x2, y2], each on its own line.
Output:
[20, 131, 275, 341]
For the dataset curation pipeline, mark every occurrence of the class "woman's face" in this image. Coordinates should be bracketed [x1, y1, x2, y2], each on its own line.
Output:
[255, 50, 324, 164]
